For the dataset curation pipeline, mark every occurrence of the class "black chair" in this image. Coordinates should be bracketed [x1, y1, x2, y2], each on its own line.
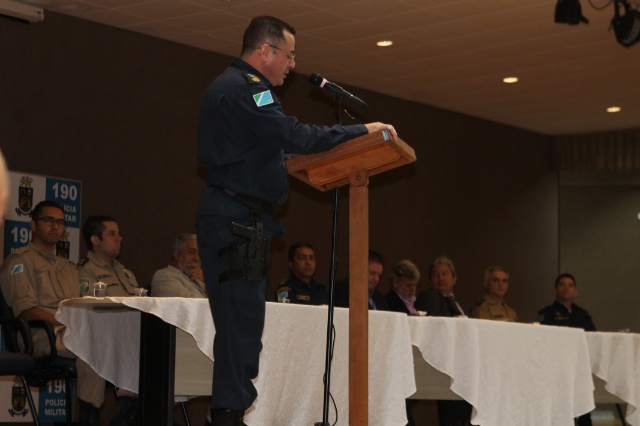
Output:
[0, 291, 76, 426]
[0, 317, 40, 426]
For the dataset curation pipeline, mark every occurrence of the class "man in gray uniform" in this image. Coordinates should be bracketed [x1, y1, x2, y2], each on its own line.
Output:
[0, 200, 103, 425]
[77, 215, 140, 296]
[151, 233, 207, 298]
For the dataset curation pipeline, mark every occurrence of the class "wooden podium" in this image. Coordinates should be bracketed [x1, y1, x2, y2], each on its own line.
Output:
[286, 129, 416, 425]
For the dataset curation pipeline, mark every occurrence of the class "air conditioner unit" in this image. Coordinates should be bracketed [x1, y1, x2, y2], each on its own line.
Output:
[0, 0, 44, 23]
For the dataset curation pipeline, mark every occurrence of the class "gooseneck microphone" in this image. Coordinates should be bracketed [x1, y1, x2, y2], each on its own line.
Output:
[309, 73, 368, 110]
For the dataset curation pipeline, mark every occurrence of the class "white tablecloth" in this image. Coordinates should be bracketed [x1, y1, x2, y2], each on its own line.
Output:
[408, 317, 595, 426]
[587, 331, 640, 425]
[56, 297, 415, 426]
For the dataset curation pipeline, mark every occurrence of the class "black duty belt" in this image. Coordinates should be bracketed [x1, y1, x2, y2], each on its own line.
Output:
[210, 185, 277, 216]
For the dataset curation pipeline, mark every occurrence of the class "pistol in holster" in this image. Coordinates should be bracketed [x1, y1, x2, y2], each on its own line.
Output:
[219, 212, 270, 283]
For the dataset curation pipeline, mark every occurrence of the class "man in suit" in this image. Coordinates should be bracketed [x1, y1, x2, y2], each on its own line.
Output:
[151, 233, 207, 298]
[415, 256, 472, 426]
[385, 259, 420, 315]
[334, 250, 388, 310]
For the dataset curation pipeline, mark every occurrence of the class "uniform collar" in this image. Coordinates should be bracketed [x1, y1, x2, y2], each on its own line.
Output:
[28, 242, 58, 262]
[87, 250, 121, 269]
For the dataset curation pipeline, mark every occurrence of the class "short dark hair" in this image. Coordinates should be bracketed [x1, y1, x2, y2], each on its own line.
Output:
[369, 250, 384, 266]
[554, 273, 576, 288]
[31, 200, 63, 221]
[82, 215, 117, 250]
[288, 241, 314, 262]
[241, 16, 296, 56]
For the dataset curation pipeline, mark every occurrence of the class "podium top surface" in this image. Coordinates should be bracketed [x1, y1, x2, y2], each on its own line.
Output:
[286, 129, 416, 191]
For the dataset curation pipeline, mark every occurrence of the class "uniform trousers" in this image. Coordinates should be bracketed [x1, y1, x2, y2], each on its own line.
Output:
[197, 209, 270, 412]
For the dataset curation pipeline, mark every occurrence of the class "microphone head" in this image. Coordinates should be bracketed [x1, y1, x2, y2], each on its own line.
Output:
[309, 73, 323, 87]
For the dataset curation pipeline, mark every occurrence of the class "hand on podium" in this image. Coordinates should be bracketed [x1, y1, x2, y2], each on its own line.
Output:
[365, 122, 397, 141]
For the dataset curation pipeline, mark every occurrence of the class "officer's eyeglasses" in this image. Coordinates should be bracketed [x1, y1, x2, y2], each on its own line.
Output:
[36, 216, 66, 227]
[266, 44, 296, 64]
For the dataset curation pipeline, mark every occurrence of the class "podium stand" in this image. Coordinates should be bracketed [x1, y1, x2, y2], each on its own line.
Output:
[286, 129, 416, 425]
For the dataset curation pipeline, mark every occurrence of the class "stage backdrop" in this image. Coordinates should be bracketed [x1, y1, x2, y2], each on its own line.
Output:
[0, 170, 82, 423]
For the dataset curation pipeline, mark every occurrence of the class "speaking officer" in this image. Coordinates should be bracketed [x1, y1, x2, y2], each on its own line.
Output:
[196, 15, 397, 426]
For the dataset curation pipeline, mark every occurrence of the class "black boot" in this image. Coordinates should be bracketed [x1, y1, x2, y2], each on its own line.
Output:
[211, 408, 245, 426]
[78, 399, 100, 426]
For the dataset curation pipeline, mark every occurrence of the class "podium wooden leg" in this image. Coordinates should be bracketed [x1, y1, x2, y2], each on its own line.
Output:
[349, 183, 368, 426]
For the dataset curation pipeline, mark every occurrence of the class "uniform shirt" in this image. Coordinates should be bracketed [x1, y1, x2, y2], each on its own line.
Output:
[151, 265, 207, 298]
[276, 273, 328, 305]
[538, 301, 596, 331]
[77, 250, 139, 297]
[0, 242, 80, 317]
[197, 58, 367, 206]
[471, 297, 518, 322]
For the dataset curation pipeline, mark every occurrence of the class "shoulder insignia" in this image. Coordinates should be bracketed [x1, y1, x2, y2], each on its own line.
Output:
[245, 73, 261, 83]
[124, 269, 134, 279]
[9, 264, 24, 275]
[78, 258, 89, 267]
[253, 90, 274, 107]
[12, 246, 29, 256]
[277, 286, 291, 293]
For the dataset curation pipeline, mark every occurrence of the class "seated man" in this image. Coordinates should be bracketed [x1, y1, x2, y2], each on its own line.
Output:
[538, 273, 595, 426]
[0, 200, 103, 425]
[151, 233, 207, 298]
[276, 241, 328, 305]
[334, 250, 388, 310]
[471, 266, 517, 322]
[416, 256, 467, 318]
[77, 215, 140, 296]
[385, 259, 420, 315]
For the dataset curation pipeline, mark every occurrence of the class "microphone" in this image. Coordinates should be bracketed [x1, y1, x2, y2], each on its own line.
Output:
[309, 73, 368, 110]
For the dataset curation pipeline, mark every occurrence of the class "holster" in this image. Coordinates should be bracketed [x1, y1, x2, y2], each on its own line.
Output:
[218, 209, 271, 283]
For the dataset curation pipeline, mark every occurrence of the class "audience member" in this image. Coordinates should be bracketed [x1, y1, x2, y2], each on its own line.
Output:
[77, 215, 140, 296]
[416, 256, 467, 318]
[334, 250, 388, 310]
[0, 200, 103, 425]
[151, 233, 207, 298]
[415, 256, 472, 426]
[538, 273, 595, 426]
[276, 241, 328, 305]
[471, 266, 517, 322]
[385, 259, 420, 315]
[77, 214, 141, 425]
[538, 273, 595, 330]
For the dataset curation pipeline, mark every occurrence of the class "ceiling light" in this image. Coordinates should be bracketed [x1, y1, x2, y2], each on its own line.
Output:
[376, 40, 393, 47]
[554, 0, 589, 25]
[612, 0, 640, 46]
[503, 77, 519, 84]
[607, 106, 622, 112]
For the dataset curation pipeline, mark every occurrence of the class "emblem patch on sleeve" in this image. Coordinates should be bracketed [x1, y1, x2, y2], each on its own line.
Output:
[253, 90, 274, 107]
[10, 264, 24, 275]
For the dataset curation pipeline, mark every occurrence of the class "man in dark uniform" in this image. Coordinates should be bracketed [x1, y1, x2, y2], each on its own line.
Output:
[276, 241, 328, 305]
[538, 273, 595, 426]
[196, 15, 397, 426]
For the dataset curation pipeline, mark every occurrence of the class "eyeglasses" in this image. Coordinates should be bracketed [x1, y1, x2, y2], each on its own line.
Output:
[266, 44, 296, 64]
[35, 216, 66, 227]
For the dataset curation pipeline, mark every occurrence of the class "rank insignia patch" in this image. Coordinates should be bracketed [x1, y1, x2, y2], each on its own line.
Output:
[10, 264, 23, 275]
[247, 73, 261, 83]
[253, 90, 274, 107]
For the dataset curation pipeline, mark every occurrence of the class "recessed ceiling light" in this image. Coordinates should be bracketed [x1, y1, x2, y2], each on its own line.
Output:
[607, 106, 621, 113]
[376, 40, 393, 47]
[503, 77, 518, 84]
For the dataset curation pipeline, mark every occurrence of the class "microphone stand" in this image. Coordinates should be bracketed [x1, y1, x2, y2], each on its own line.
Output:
[315, 95, 344, 426]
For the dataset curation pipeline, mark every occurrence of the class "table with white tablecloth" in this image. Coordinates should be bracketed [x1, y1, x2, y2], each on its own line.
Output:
[408, 317, 595, 426]
[586, 331, 640, 425]
[56, 298, 640, 426]
[55, 297, 416, 426]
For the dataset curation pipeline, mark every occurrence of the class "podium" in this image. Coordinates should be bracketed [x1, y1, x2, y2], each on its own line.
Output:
[286, 129, 416, 425]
